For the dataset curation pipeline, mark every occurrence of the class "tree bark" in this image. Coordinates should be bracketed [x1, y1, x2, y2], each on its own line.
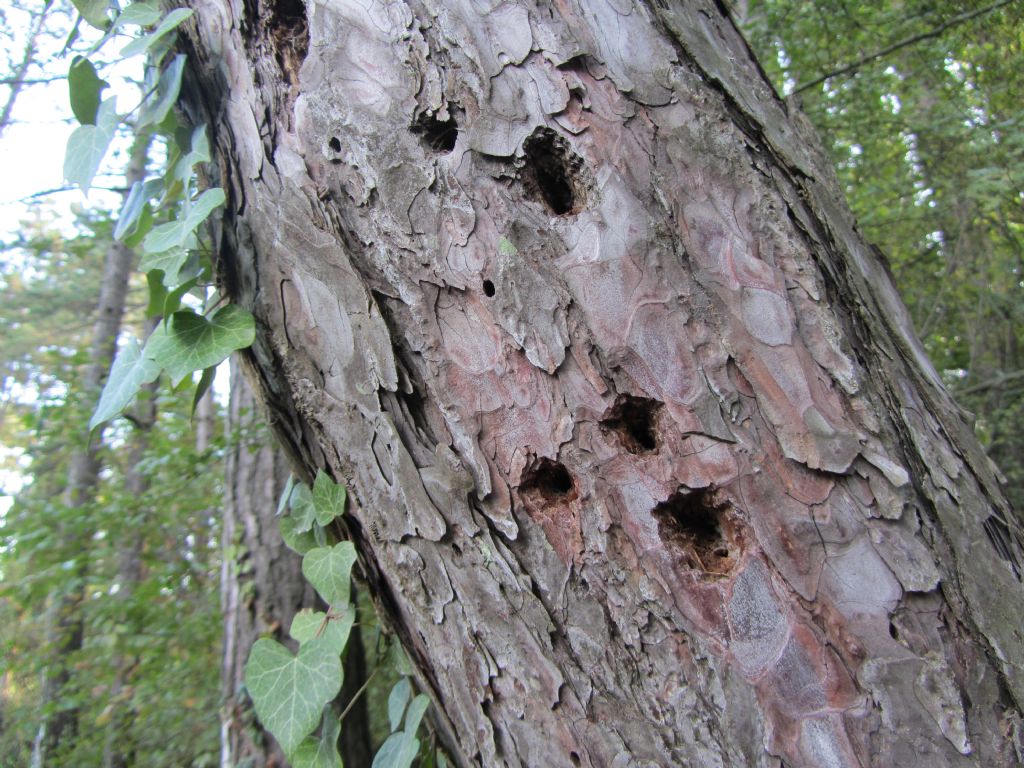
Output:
[181, 2, 1024, 766]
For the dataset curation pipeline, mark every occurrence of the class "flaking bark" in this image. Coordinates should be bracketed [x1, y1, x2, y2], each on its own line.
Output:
[181, 2, 1024, 765]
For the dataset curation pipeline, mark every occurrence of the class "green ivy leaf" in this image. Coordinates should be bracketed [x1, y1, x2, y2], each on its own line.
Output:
[115, 178, 162, 241]
[313, 472, 346, 527]
[138, 246, 189, 284]
[116, 1, 162, 27]
[71, 0, 110, 29]
[142, 187, 225, 254]
[68, 56, 107, 125]
[138, 54, 185, 128]
[244, 637, 343, 758]
[64, 96, 118, 193]
[145, 270, 169, 318]
[144, 305, 255, 385]
[289, 608, 354, 656]
[278, 475, 296, 515]
[191, 365, 216, 416]
[292, 712, 343, 768]
[120, 8, 194, 58]
[387, 678, 411, 733]
[289, 483, 317, 533]
[404, 694, 429, 735]
[371, 731, 419, 768]
[302, 543, 357, 609]
[162, 276, 198, 317]
[90, 336, 161, 428]
[280, 515, 318, 555]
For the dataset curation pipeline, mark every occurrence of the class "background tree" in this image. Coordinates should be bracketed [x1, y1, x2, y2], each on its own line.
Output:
[741, 0, 1024, 507]
[175, 0, 1024, 765]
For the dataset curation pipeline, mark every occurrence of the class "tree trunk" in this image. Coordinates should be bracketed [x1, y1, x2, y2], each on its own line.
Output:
[221, 359, 314, 766]
[181, 2, 1024, 766]
[34, 131, 151, 767]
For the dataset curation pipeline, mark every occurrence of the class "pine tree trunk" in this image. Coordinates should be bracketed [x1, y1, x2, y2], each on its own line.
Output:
[34, 132, 151, 767]
[181, 2, 1024, 765]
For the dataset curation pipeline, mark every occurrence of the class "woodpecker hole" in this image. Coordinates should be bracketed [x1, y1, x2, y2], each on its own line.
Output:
[601, 395, 663, 454]
[482, 279, 495, 297]
[652, 488, 738, 576]
[520, 458, 576, 503]
[328, 136, 341, 152]
[269, 0, 309, 78]
[412, 108, 458, 153]
[522, 127, 588, 215]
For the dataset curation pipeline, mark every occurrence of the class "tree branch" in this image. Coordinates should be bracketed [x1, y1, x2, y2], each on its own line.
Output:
[957, 369, 1024, 397]
[793, 0, 1018, 95]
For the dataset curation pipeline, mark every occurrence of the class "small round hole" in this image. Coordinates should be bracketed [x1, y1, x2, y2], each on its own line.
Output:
[482, 279, 495, 297]
[328, 136, 341, 152]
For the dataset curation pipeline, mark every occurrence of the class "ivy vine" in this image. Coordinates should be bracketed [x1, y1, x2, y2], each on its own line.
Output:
[63, 2, 438, 766]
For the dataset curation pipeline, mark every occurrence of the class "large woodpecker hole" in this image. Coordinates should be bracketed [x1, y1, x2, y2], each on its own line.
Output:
[652, 488, 737, 576]
[522, 128, 587, 215]
[520, 458, 576, 502]
[412, 108, 459, 153]
[269, 0, 309, 83]
[601, 395, 663, 454]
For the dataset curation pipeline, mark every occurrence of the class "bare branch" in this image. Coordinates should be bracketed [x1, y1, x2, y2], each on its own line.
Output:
[793, 0, 1018, 95]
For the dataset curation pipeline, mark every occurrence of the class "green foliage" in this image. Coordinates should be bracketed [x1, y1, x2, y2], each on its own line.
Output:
[742, 0, 1024, 507]
[245, 638, 344, 756]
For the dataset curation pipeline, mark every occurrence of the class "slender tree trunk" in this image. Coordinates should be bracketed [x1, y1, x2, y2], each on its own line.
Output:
[182, 2, 1024, 766]
[0, 0, 51, 137]
[34, 132, 151, 767]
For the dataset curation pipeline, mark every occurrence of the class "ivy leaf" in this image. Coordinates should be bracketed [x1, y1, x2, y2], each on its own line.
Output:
[138, 246, 190, 285]
[143, 305, 254, 385]
[302, 543, 357, 609]
[191, 366, 216, 416]
[280, 515, 317, 555]
[387, 678, 411, 733]
[116, 1, 162, 27]
[278, 475, 296, 515]
[71, 0, 110, 28]
[291, 712, 343, 768]
[162, 276, 198, 317]
[289, 483, 317, 533]
[371, 731, 420, 768]
[404, 694, 429, 734]
[142, 187, 225, 254]
[115, 178, 162, 241]
[289, 608, 354, 656]
[244, 637, 342, 758]
[90, 336, 161, 428]
[120, 8, 194, 58]
[145, 270, 169, 318]
[138, 54, 185, 128]
[64, 96, 118, 193]
[68, 56, 107, 125]
[313, 472, 346, 527]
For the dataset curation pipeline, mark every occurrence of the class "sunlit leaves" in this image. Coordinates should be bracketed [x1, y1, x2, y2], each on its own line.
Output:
[244, 638, 343, 757]
[116, 1, 162, 28]
[64, 96, 118, 192]
[144, 305, 255, 385]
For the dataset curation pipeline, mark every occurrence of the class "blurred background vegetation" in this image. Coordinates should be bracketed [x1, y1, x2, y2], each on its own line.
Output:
[0, 0, 1020, 765]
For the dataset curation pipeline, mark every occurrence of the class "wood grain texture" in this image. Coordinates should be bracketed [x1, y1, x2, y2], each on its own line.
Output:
[180, 1, 1024, 765]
